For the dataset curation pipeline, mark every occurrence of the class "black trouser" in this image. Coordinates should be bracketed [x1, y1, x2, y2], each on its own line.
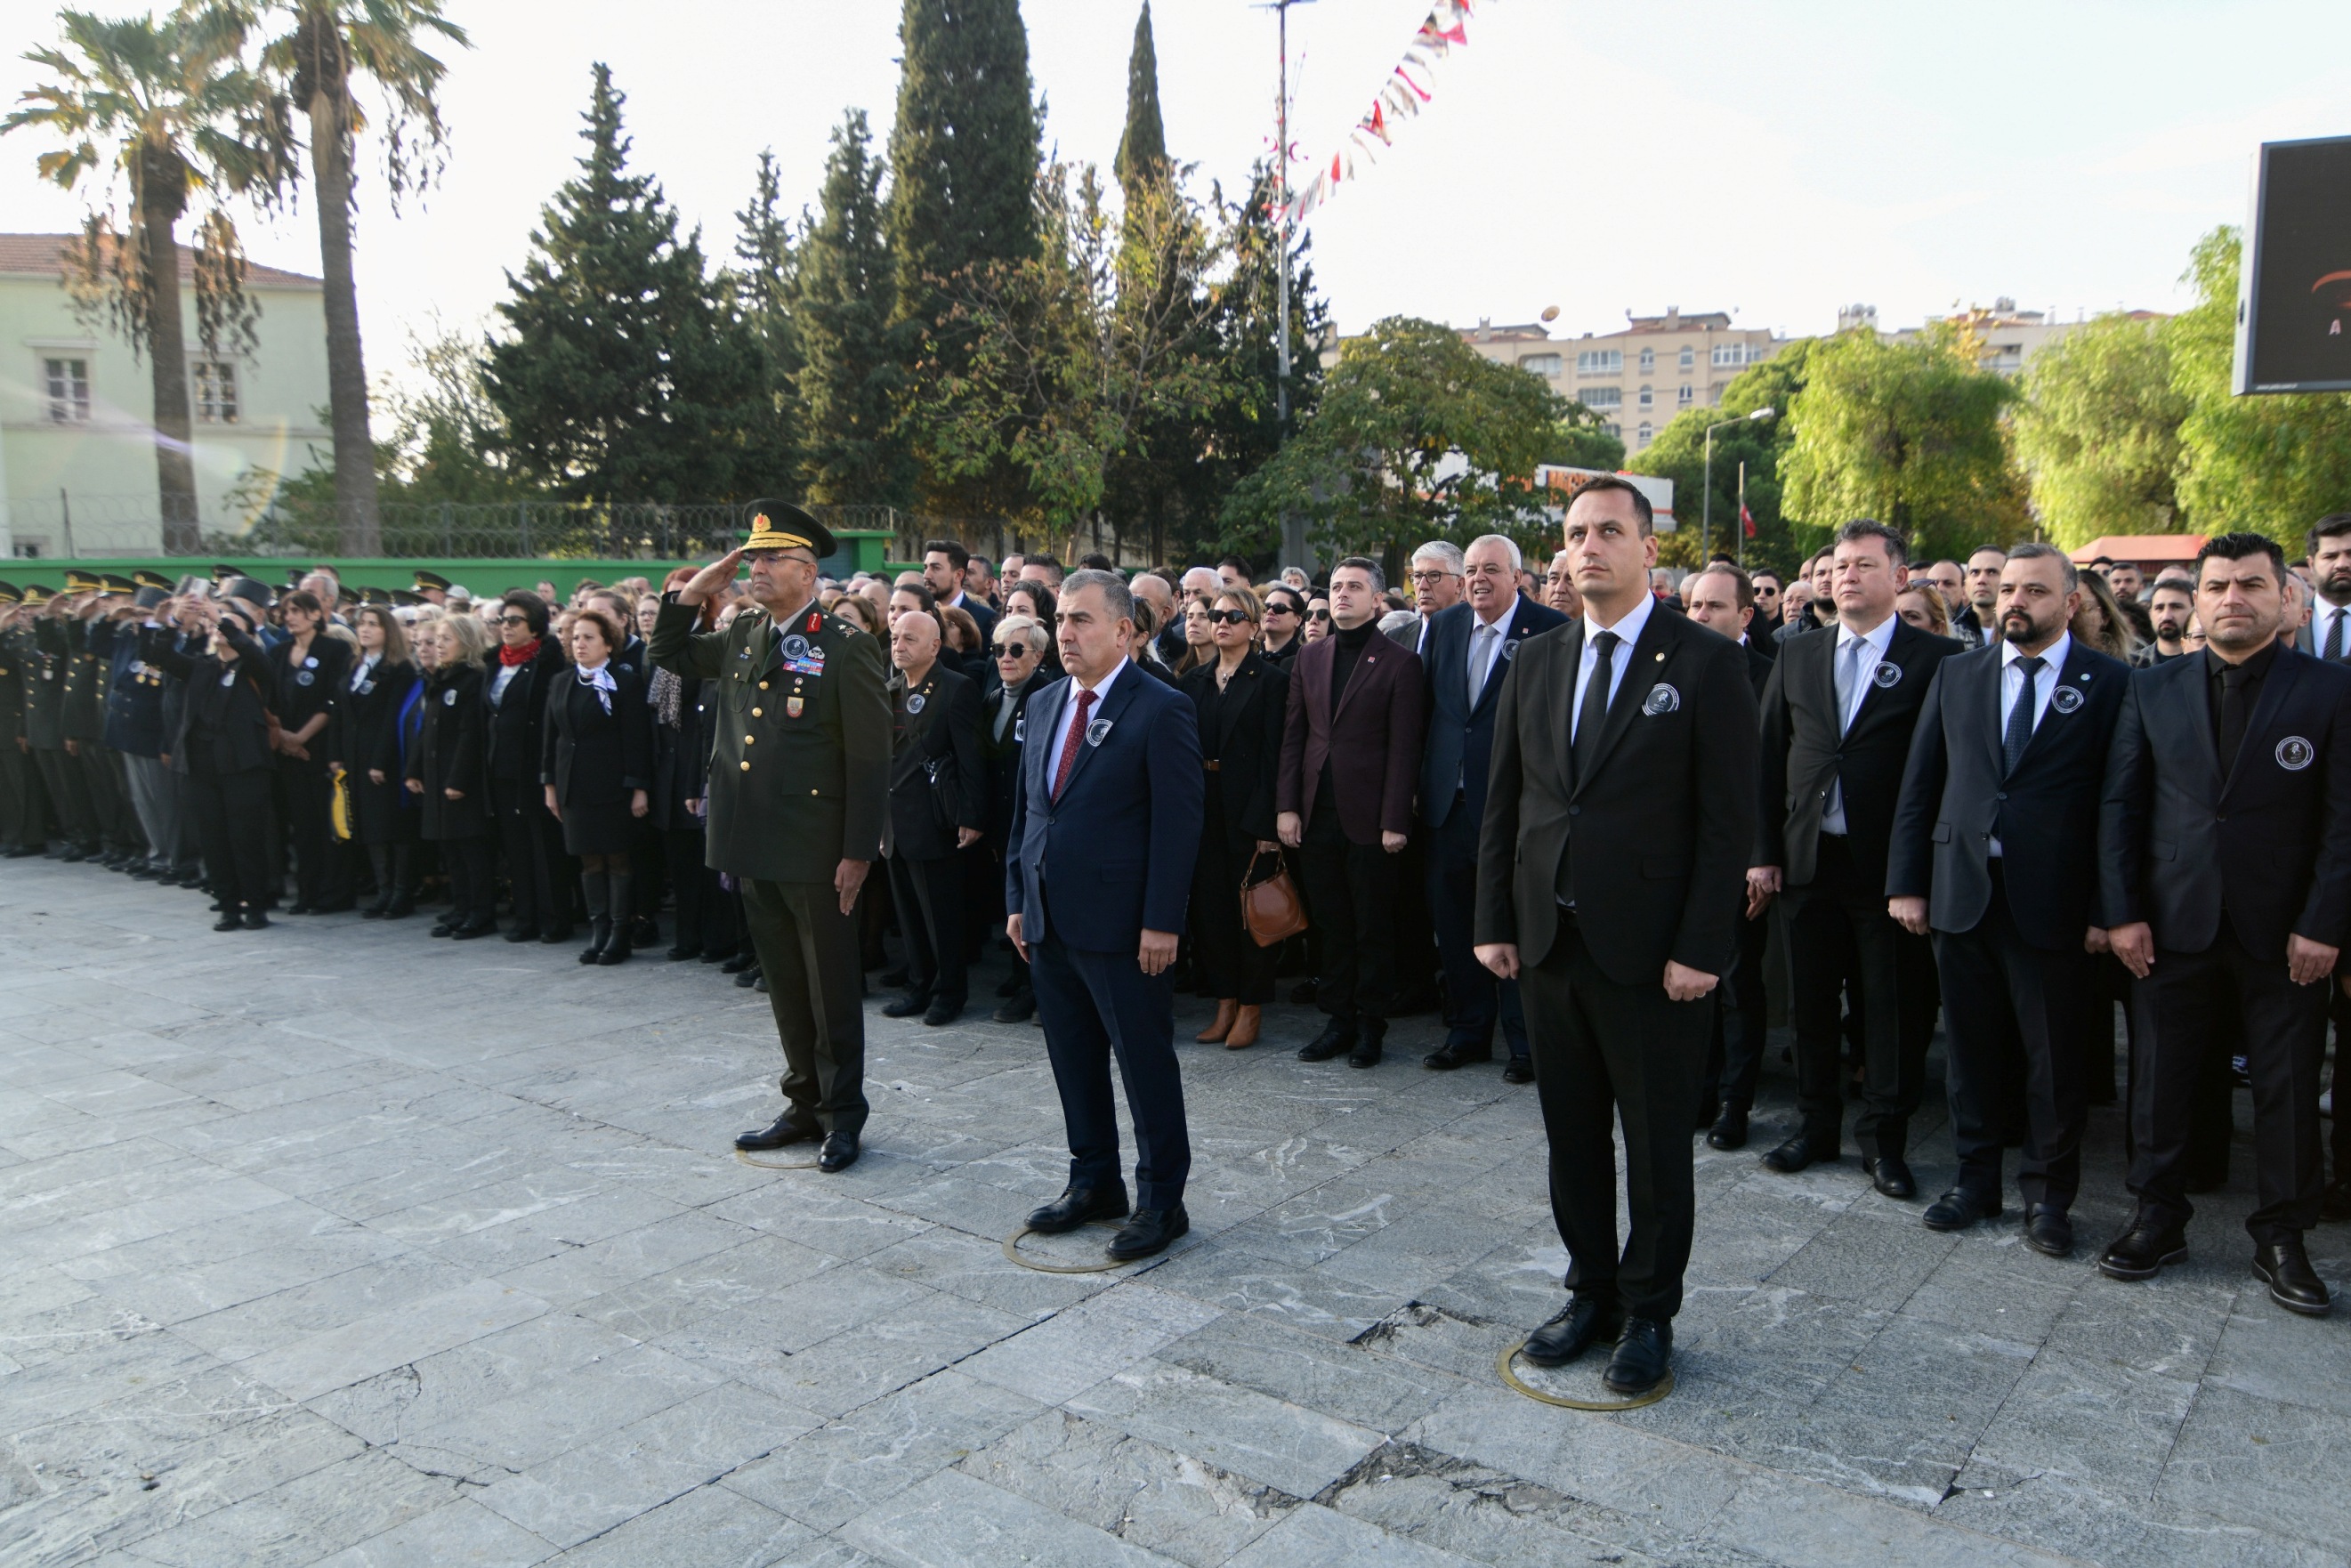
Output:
[0, 736, 44, 847]
[1302, 794, 1398, 1022]
[1032, 914, 1189, 1211]
[278, 756, 337, 907]
[1522, 914, 1709, 1321]
[34, 747, 93, 847]
[1701, 904, 1773, 1116]
[2329, 989, 2351, 1190]
[665, 825, 718, 952]
[79, 744, 139, 855]
[1391, 832, 1438, 999]
[887, 850, 966, 1006]
[2129, 914, 2327, 1245]
[492, 776, 562, 933]
[741, 876, 869, 1136]
[1934, 867, 2092, 1211]
[1786, 835, 1939, 1160]
[1191, 824, 1279, 1006]
[1428, 799, 1527, 1055]
[437, 835, 496, 926]
[188, 767, 274, 912]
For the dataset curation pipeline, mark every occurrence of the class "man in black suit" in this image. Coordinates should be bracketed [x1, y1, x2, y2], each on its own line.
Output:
[883, 609, 986, 1026]
[1887, 545, 2129, 1257]
[1475, 476, 1758, 1395]
[2307, 513, 2351, 1222]
[923, 538, 998, 650]
[1680, 564, 1777, 1147]
[1751, 520, 1964, 1200]
[1418, 535, 1567, 1079]
[2097, 532, 2351, 1314]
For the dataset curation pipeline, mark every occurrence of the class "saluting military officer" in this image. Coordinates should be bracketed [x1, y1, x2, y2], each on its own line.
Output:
[650, 501, 892, 1173]
[0, 581, 48, 856]
[29, 585, 96, 859]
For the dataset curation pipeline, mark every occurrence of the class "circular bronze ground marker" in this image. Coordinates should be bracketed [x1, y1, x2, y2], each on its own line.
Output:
[732, 1149, 821, 1172]
[1496, 1340, 1675, 1411]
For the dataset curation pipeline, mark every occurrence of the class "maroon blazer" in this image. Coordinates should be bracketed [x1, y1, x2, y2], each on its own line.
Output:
[1277, 632, 1427, 845]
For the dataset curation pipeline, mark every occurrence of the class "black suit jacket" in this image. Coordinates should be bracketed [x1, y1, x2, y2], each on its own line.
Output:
[1888, 639, 2129, 949]
[541, 665, 655, 808]
[981, 675, 1043, 856]
[2098, 643, 2351, 958]
[1179, 652, 1289, 848]
[887, 663, 984, 861]
[1418, 596, 1571, 830]
[1757, 616, 1965, 890]
[486, 638, 568, 784]
[1741, 639, 1774, 699]
[1475, 606, 1758, 986]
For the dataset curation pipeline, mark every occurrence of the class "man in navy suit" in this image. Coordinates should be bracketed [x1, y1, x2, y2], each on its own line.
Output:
[1418, 535, 1566, 1079]
[1006, 570, 1206, 1261]
[1888, 545, 2129, 1258]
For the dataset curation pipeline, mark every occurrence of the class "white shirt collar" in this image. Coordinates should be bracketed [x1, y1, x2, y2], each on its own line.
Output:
[1472, 599, 1513, 631]
[2001, 630, 2070, 671]
[1587, 589, 1656, 648]
[1837, 612, 1898, 657]
[1076, 657, 1127, 703]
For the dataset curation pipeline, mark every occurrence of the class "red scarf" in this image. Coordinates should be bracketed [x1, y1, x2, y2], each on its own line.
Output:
[497, 636, 542, 667]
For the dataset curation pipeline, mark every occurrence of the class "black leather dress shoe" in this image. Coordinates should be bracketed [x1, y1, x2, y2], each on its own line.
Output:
[212, 912, 243, 932]
[2320, 1180, 2351, 1224]
[881, 993, 929, 1019]
[735, 966, 762, 988]
[1501, 1057, 1533, 1085]
[1297, 1019, 1355, 1062]
[735, 1117, 818, 1152]
[1027, 1183, 1132, 1233]
[1520, 1294, 1623, 1367]
[993, 990, 1036, 1024]
[505, 925, 541, 943]
[1603, 1315, 1673, 1394]
[2253, 1237, 2332, 1316]
[1865, 1156, 1917, 1200]
[921, 998, 964, 1027]
[1762, 1134, 1837, 1174]
[1423, 1041, 1492, 1071]
[817, 1133, 860, 1173]
[1706, 1106, 1749, 1151]
[720, 950, 757, 974]
[2023, 1204, 2073, 1258]
[1348, 1019, 1386, 1069]
[1922, 1187, 2000, 1232]
[2098, 1216, 2189, 1281]
[1108, 1205, 1189, 1260]
[242, 910, 271, 930]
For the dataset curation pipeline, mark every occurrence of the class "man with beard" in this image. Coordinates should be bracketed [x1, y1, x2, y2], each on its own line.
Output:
[2135, 577, 2198, 667]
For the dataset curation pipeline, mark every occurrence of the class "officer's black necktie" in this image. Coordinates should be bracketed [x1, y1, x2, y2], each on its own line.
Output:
[2218, 663, 2250, 775]
[2002, 655, 2043, 775]
[1572, 629, 1619, 784]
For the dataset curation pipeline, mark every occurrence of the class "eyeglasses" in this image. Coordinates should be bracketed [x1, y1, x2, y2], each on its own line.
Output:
[1308, 609, 1331, 622]
[1410, 570, 1458, 586]
[1205, 609, 1254, 626]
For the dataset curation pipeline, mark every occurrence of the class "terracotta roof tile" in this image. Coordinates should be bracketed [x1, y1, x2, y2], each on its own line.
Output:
[0, 231, 318, 287]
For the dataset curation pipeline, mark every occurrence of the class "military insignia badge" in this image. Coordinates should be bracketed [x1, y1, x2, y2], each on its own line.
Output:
[2277, 735, 2315, 772]
[1642, 683, 1680, 715]
[1873, 662, 1903, 689]
[2050, 685, 2084, 715]
[786, 696, 804, 719]
[780, 634, 811, 661]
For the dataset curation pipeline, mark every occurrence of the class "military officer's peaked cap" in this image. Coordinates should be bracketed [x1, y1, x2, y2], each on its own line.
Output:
[132, 570, 173, 593]
[21, 585, 53, 604]
[414, 570, 451, 593]
[741, 500, 836, 560]
[98, 574, 136, 596]
[0, 581, 19, 604]
[389, 588, 424, 607]
[63, 569, 103, 594]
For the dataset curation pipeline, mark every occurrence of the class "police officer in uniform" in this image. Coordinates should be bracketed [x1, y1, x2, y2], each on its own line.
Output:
[650, 502, 891, 1173]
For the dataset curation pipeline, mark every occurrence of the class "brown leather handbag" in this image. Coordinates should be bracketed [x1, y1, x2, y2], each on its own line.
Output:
[1240, 848, 1308, 947]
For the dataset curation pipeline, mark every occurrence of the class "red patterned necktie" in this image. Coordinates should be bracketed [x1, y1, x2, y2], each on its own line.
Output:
[1051, 688, 1095, 800]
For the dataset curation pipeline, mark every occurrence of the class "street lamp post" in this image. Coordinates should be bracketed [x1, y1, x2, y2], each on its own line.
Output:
[1701, 406, 1776, 560]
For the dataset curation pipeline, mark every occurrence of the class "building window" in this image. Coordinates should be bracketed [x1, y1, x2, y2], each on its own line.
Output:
[1677, 384, 1694, 407]
[1576, 349, 1622, 376]
[1637, 347, 1655, 372]
[1604, 422, 1620, 439]
[1712, 342, 1749, 368]
[1637, 384, 1653, 409]
[1636, 422, 1652, 449]
[194, 360, 239, 424]
[44, 358, 90, 423]
[1679, 346, 1694, 370]
[1579, 385, 1622, 409]
[1520, 352, 1562, 377]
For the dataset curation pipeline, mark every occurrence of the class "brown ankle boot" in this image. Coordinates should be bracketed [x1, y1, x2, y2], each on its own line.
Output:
[1196, 998, 1239, 1043]
[1224, 1004, 1261, 1049]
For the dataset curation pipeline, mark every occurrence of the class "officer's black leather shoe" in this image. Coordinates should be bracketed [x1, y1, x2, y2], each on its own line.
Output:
[817, 1133, 860, 1173]
[1108, 1205, 1189, 1260]
[881, 993, 929, 1019]
[1706, 1105, 1749, 1151]
[212, 912, 243, 932]
[506, 925, 541, 943]
[721, 950, 757, 974]
[1602, 1316, 1673, 1394]
[1520, 1294, 1623, 1367]
[1762, 1134, 1838, 1174]
[1297, 1018, 1355, 1062]
[993, 989, 1036, 1024]
[1501, 1057, 1534, 1085]
[1348, 1018, 1386, 1069]
[2253, 1237, 2332, 1316]
[2098, 1214, 2189, 1280]
[1423, 1041, 1492, 1071]
[2023, 1204, 2073, 1258]
[734, 1117, 816, 1152]
[922, 998, 963, 1027]
[734, 965, 761, 988]
[1026, 1183, 1130, 1233]
[242, 910, 270, 930]
[1922, 1187, 2000, 1232]
[1865, 1155, 1918, 1200]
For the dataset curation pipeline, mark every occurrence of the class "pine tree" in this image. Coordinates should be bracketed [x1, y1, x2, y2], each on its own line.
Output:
[1113, 2, 1166, 198]
[796, 109, 912, 506]
[728, 149, 805, 493]
[482, 64, 764, 502]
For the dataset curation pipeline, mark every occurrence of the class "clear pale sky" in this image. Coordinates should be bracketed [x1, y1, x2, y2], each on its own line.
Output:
[3, 0, 2345, 384]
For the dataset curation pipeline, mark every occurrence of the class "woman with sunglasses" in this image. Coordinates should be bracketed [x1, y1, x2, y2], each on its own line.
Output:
[980, 614, 1051, 1022]
[1302, 596, 1333, 645]
[1259, 587, 1308, 667]
[1177, 587, 1289, 1049]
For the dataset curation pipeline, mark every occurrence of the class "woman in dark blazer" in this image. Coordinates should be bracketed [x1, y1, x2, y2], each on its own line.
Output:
[1177, 586, 1289, 1049]
[267, 590, 353, 913]
[542, 607, 653, 965]
[345, 605, 424, 918]
[407, 614, 497, 939]
[141, 596, 280, 929]
[485, 591, 572, 943]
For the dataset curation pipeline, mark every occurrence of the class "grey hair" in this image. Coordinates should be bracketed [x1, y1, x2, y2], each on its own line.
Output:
[993, 613, 1049, 654]
[1410, 539, 1466, 575]
[2003, 541, 2078, 592]
[1332, 555, 1386, 592]
[1465, 533, 1523, 572]
[1377, 609, 1421, 635]
[1062, 569, 1135, 630]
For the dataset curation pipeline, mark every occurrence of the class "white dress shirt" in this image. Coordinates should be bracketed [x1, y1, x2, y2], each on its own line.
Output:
[1821, 611, 1899, 835]
[1570, 590, 1656, 742]
[1466, 606, 1513, 708]
[1044, 657, 1127, 785]
[1988, 630, 2069, 857]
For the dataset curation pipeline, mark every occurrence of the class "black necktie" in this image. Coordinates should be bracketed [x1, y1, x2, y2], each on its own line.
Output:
[2327, 609, 2345, 662]
[2002, 655, 2043, 775]
[2218, 664, 2250, 775]
[1572, 629, 1619, 783]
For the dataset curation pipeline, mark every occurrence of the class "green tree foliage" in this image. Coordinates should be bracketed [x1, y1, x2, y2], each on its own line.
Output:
[725, 148, 804, 493]
[2168, 226, 2351, 547]
[1545, 409, 1626, 474]
[1780, 326, 2026, 564]
[481, 64, 766, 503]
[1113, 1, 1165, 198]
[796, 109, 912, 506]
[2011, 311, 2185, 548]
[1629, 339, 1813, 573]
[1223, 316, 1567, 570]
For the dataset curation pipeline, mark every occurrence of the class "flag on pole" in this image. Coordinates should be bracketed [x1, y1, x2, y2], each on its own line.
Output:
[1741, 503, 1757, 539]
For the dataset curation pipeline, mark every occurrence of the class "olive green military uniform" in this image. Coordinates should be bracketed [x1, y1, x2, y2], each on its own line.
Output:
[649, 594, 891, 1137]
[28, 615, 93, 853]
[62, 616, 139, 861]
[0, 609, 44, 853]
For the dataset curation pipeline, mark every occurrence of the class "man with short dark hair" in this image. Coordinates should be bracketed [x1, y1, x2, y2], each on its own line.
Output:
[2137, 577, 2197, 666]
[923, 538, 997, 648]
[1958, 546, 2007, 649]
[1773, 553, 1835, 645]
[2309, 513, 2351, 1223]
[1748, 570, 1783, 659]
[1216, 555, 1252, 593]
[2097, 531, 2351, 1313]
[1021, 556, 1065, 588]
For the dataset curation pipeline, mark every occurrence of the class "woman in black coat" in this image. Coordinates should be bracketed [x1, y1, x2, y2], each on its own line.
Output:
[268, 590, 353, 913]
[406, 614, 497, 938]
[1177, 586, 1289, 1049]
[485, 591, 573, 943]
[345, 606, 424, 918]
[542, 607, 653, 965]
[140, 597, 280, 930]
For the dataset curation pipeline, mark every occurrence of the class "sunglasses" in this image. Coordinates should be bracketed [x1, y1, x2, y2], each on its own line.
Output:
[1264, 602, 1297, 615]
[1205, 609, 1253, 626]
[1308, 609, 1331, 622]
[497, 613, 531, 626]
[994, 643, 1035, 657]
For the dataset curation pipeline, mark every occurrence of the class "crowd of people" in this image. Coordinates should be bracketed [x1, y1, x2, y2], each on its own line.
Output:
[4, 494, 2348, 1400]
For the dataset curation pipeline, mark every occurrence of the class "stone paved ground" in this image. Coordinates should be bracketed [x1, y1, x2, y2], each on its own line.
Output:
[1, 857, 2347, 1568]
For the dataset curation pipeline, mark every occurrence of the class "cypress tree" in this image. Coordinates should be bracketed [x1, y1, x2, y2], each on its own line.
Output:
[1114, 2, 1167, 198]
[730, 150, 805, 492]
[483, 65, 764, 502]
[796, 109, 913, 506]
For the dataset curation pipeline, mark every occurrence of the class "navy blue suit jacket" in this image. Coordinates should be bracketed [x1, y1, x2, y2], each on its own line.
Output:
[1418, 595, 1569, 829]
[1005, 665, 1205, 953]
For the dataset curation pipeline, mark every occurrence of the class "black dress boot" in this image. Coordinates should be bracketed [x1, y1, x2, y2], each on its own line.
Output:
[596, 873, 634, 964]
[578, 869, 611, 964]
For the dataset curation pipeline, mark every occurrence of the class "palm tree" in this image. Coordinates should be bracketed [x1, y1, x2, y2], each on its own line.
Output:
[246, 0, 467, 554]
[5, 7, 292, 554]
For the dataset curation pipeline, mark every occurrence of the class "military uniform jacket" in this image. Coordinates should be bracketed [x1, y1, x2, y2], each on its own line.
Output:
[27, 618, 69, 749]
[90, 618, 169, 758]
[60, 617, 106, 744]
[0, 623, 33, 747]
[648, 595, 890, 884]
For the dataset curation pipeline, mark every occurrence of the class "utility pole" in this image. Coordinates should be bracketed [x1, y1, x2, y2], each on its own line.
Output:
[1257, 0, 1313, 571]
